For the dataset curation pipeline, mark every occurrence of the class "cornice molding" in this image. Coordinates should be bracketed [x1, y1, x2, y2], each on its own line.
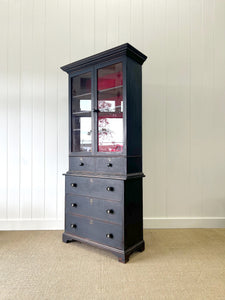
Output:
[61, 43, 147, 73]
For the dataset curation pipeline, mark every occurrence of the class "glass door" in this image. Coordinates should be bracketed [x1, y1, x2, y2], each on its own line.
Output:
[97, 62, 124, 153]
[71, 71, 92, 152]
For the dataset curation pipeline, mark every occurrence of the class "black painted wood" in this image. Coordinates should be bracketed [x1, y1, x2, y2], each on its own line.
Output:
[63, 232, 145, 263]
[65, 194, 122, 225]
[126, 57, 143, 156]
[127, 156, 142, 174]
[65, 213, 123, 249]
[61, 43, 147, 74]
[95, 157, 126, 175]
[65, 175, 123, 201]
[124, 177, 143, 249]
[61, 43, 147, 263]
[69, 156, 95, 172]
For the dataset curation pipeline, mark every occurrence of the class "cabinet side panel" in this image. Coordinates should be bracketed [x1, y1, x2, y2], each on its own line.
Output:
[126, 58, 142, 156]
[124, 178, 143, 249]
[127, 156, 142, 174]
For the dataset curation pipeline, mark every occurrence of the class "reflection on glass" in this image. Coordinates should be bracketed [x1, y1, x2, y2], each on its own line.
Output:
[98, 63, 123, 91]
[72, 116, 92, 152]
[97, 63, 123, 152]
[72, 73, 91, 96]
[98, 118, 123, 152]
[80, 99, 91, 111]
[71, 72, 92, 152]
[72, 98, 91, 114]
[98, 100, 115, 112]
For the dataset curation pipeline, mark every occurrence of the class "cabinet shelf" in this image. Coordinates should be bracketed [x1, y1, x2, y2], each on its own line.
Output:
[98, 85, 123, 93]
[72, 92, 92, 98]
[72, 111, 91, 116]
[98, 112, 123, 118]
[98, 86, 123, 101]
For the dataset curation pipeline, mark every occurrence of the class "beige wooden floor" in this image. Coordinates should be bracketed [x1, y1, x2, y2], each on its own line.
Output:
[0, 229, 225, 300]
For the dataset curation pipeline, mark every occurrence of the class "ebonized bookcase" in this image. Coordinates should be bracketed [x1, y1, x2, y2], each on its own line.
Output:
[61, 43, 147, 263]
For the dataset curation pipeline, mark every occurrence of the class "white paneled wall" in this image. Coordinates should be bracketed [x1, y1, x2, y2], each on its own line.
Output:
[0, 0, 225, 230]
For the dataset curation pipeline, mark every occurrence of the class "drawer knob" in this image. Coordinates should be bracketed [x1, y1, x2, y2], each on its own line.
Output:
[106, 209, 114, 214]
[71, 203, 77, 207]
[107, 163, 113, 167]
[106, 233, 113, 239]
[71, 183, 77, 187]
[70, 224, 77, 229]
[79, 162, 84, 166]
[106, 186, 114, 192]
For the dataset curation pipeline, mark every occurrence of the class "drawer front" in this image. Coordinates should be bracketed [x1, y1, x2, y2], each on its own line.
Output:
[69, 157, 95, 172]
[65, 214, 123, 249]
[96, 157, 126, 174]
[65, 176, 123, 201]
[66, 194, 122, 225]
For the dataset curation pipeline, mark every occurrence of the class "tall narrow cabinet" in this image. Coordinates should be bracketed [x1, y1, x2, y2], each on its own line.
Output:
[61, 43, 147, 263]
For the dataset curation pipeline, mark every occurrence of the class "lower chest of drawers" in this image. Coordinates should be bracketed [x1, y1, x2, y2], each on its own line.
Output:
[63, 174, 144, 262]
[64, 175, 124, 249]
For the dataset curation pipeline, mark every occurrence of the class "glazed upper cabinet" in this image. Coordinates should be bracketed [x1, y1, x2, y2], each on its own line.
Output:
[97, 62, 124, 153]
[61, 43, 147, 263]
[71, 71, 92, 153]
[69, 61, 124, 155]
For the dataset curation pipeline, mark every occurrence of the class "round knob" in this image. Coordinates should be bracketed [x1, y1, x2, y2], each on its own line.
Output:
[106, 209, 114, 214]
[79, 162, 84, 166]
[70, 224, 77, 229]
[71, 183, 77, 187]
[71, 203, 77, 207]
[107, 163, 113, 167]
[106, 186, 114, 192]
[106, 233, 113, 239]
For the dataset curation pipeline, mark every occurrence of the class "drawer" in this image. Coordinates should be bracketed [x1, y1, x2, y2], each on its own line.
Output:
[65, 214, 123, 249]
[96, 157, 126, 174]
[66, 194, 122, 225]
[65, 176, 123, 201]
[69, 157, 95, 172]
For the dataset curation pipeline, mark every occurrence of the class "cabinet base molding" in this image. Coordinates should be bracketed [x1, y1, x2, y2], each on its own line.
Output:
[62, 232, 145, 263]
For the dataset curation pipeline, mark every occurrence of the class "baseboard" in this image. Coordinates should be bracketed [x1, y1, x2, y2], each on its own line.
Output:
[143, 217, 225, 228]
[0, 219, 64, 230]
[0, 217, 224, 231]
